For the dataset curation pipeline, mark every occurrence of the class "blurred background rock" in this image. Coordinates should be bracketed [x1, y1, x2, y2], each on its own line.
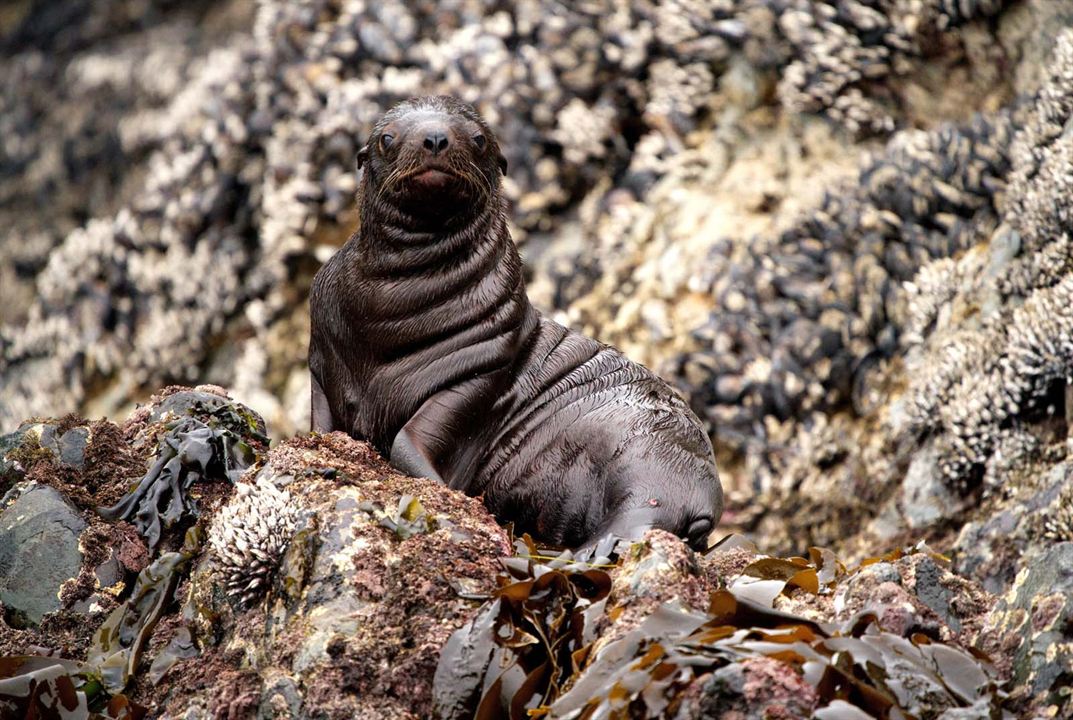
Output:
[3, 0, 1073, 567]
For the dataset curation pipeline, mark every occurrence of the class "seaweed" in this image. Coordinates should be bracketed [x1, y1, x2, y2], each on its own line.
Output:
[729, 546, 848, 605]
[433, 535, 613, 720]
[98, 400, 266, 549]
[359, 495, 437, 540]
[83, 526, 203, 695]
[0, 655, 147, 720]
[147, 626, 198, 686]
[436, 538, 1006, 719]
[548, 599, 1002, 718]
[359, 494, 476, 544]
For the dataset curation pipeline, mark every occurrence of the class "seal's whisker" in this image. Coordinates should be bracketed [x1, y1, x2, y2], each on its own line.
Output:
[465, 159, 492, 203]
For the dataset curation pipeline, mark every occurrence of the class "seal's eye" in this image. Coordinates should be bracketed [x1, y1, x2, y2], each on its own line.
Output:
[380, 134, 394, 151]
[472, 133, 487, 150]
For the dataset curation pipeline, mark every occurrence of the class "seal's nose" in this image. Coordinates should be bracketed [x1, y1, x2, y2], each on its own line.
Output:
[686, 517, 712, 550]
[423, 131, 449, 155]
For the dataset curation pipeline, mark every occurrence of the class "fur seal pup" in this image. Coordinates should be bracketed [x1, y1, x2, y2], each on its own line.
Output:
[309, 96, 723, 550]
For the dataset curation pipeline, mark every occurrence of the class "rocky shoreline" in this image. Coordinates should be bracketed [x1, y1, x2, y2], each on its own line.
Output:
[0, 387, 1069, 718]
[3, 0, 1073, 717]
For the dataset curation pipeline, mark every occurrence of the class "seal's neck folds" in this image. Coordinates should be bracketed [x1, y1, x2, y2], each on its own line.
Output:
[357, 192, 506, 275]
[343, 189, 536, 361]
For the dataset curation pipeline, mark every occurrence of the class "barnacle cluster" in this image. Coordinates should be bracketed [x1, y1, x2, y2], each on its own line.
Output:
[901, 30, 1073, 486]
[773, 0, 1007, 136]
[1041, 483, 1073, 542]
[207, 473, 299, 607]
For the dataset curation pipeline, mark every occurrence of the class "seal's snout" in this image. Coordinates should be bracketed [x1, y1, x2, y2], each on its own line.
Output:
[585, 486, 720, 553]
[422, 129, 449, 155]
[686, 516, 713, 548]
[356, 96, 510, 222]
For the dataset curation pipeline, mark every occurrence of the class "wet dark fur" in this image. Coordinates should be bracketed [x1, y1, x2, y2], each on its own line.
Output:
[309, 96, 723, 549]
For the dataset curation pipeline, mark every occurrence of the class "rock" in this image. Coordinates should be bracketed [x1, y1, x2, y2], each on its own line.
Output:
[0, 426, 30, 494]
[0, 3, 1067, 604]
[676, 656, 819, 720]
[0, 422, 91, 497]
[0, 484, 86, 627]
[166, 432, 510, 719]
[149, 386, 241, 423]
[954, 460, 1073, 594]
[0, 392, 1045, 718]
[901, 444, 970, 530]
[58, 427, 89, 469]
[980, 542, 1073, 718]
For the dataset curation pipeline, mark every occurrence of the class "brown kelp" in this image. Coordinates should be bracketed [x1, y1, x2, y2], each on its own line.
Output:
[436, 538, 1006, 719]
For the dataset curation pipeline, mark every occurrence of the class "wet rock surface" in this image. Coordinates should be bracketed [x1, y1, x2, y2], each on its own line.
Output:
[981, 542, 1073, 716]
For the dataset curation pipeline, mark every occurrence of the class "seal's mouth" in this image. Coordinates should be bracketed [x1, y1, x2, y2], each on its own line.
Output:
[396, 163, 460, 190]
[385, 157, 491, 213]
[410, 168, 456, 189]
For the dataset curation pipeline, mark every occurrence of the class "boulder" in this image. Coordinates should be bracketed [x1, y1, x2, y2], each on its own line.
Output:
[0, 484, 86, 627]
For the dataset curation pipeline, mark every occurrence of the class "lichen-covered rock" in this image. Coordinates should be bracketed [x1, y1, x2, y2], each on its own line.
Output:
[0, 386, 265, 670]
[0, 389, 1063, 718]
[979, 542, 1073, 718]
[166, 432, 510, 719]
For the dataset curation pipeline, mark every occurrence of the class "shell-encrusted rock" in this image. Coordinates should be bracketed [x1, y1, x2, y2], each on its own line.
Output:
[0, 0, 1021, 445]
[773, 0, 1007, 137]
[207, 474, 299, 607]
[901, 31, 1073, 486]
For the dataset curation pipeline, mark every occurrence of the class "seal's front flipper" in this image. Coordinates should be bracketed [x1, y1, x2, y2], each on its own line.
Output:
[390, 425, 446, 484]
[311, 373, 335, 433]
[389, 376, 502, 487]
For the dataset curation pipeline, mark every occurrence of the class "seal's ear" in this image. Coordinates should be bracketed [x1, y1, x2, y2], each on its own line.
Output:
[498, 152, 508, 175]
[356, 144, 370, 171]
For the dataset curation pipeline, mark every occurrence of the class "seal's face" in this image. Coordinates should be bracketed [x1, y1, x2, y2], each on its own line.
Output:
[588, 476, 721, 553]
[357, 96, 507, 221]
[596, 497, 718, 552]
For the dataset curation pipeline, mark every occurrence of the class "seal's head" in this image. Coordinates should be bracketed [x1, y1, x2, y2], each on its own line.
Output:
[593, 482, 723, 553]
[358, 96, 507, 222]
[571, 432, 725, 555]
